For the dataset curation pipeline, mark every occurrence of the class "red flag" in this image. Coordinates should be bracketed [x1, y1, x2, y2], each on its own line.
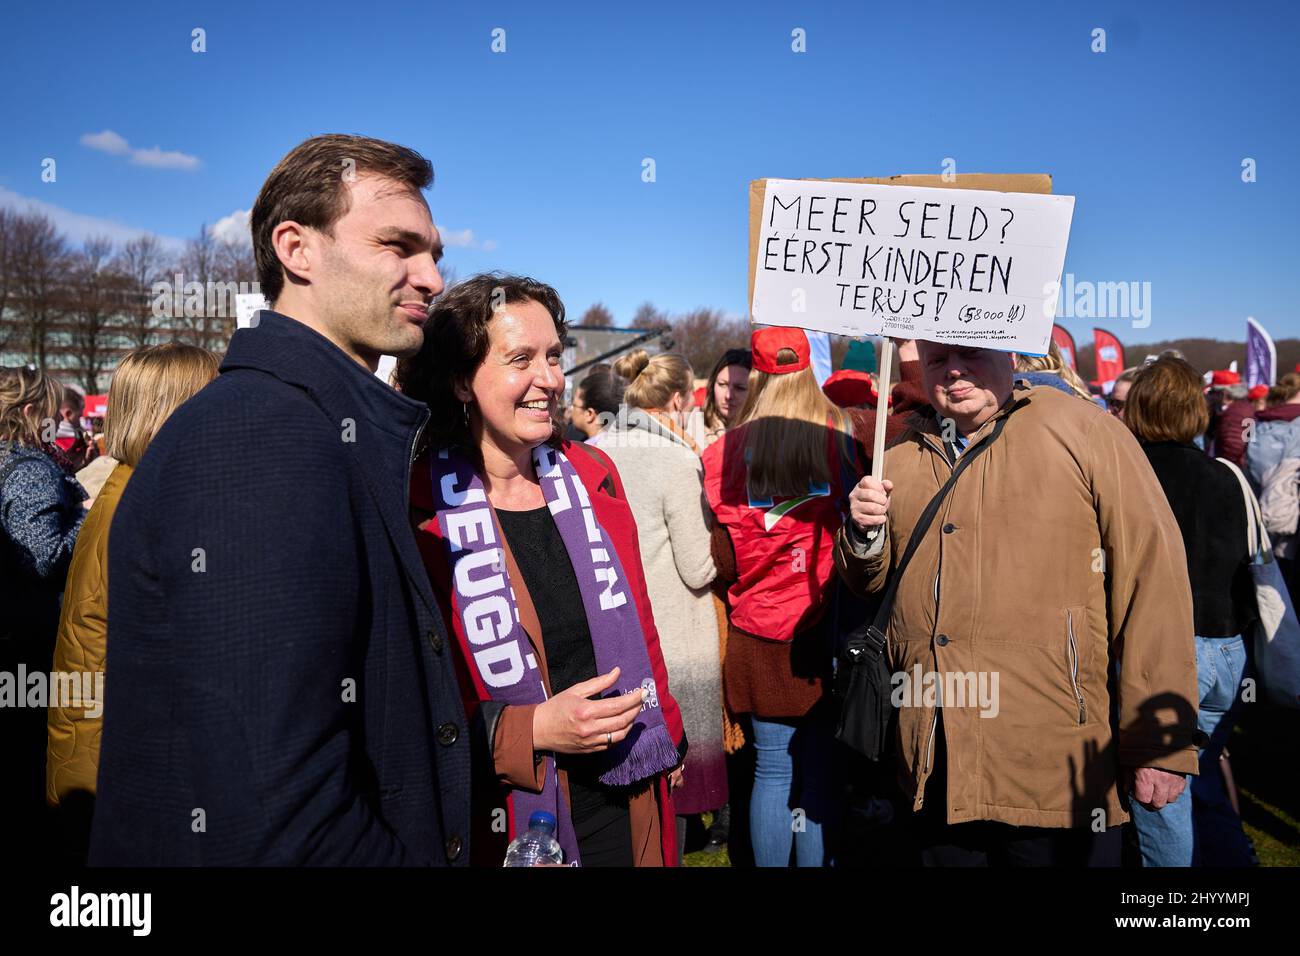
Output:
[1051, 325, 1078, 371]
[1092, 328, 1125, 393]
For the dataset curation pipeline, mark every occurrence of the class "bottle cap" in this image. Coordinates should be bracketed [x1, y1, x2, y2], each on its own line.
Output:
[528, 811, 558, 832]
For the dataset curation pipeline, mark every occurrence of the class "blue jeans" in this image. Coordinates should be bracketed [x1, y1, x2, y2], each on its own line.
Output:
[748, 713, 837, 867]
[1130, 636, 1255, 866]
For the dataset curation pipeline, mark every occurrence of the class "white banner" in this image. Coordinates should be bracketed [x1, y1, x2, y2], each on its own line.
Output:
[751, 179, 1075, 353]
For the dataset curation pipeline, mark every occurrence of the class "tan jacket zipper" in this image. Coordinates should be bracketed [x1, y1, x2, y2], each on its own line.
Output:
[1067, 610, 1087, 725]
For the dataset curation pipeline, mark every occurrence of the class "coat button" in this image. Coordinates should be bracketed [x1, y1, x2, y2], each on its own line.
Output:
[445, 835, 463, 861]
[427, 628, 444, 654]
[936, 634, 950, 646]
[437, 722, 459, 746]
[942, 523, 956, 534]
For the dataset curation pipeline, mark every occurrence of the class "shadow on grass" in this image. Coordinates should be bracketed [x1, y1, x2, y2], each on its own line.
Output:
[1230, 700, 1300, 867]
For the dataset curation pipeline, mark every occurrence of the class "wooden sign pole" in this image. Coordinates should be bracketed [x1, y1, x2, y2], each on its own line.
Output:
[871, 337, 892, 481]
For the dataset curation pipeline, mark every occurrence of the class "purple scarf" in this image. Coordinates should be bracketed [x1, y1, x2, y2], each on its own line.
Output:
[431, 444, 680, 864]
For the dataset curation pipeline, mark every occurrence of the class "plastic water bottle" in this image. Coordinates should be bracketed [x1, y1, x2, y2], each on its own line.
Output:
[503, 811, 564, 866]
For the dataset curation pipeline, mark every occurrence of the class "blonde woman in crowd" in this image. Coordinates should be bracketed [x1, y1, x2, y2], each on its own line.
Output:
[46, 344, 219, 863]
[0, 365, 89, 861]
[703, 327, 904, 866]
[602, 349, 725, 861]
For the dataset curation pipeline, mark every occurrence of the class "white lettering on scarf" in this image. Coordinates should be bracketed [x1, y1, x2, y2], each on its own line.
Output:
[455, 548, 506, 597]
[465, 595, 512, 646]
[439, 450, 488, 507]
[445, 509, 496, 552]
[569, 465, 627, 612]
[537, 447, 573, 516]
[476, 643, 525, 688]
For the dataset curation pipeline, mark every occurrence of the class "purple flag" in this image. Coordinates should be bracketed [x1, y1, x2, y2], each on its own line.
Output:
[1246, 317, 1276, 388]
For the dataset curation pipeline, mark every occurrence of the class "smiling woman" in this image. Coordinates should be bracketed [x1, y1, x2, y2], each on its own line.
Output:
[401, 274, 688, 867]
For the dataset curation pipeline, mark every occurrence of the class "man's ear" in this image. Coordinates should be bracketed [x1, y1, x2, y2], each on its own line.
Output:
[271, 220, 312, 286]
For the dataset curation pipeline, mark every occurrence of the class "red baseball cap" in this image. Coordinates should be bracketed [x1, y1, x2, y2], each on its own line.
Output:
[822, 368, 885, 408]
[752, 326, 811, 375]
[1210, 369, 1241, 386]
[1248, 384, 1269, 401]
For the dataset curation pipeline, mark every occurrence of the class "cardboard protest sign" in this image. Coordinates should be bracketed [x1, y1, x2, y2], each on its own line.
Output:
[748, 174, 1073, 353]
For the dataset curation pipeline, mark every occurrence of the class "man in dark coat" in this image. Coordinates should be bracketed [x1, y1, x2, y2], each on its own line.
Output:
[90, 135, 471, 865]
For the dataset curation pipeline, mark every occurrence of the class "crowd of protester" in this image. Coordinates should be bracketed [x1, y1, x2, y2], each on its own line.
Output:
[2, 134, 1296, 868]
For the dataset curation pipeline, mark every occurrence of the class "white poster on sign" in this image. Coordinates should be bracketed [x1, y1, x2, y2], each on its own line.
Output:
[751, 179, 1075, 353]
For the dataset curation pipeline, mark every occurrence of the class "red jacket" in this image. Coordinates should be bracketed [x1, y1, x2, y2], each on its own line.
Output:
[411, 439, 683, 866]
[1216, 399, 1255, 466]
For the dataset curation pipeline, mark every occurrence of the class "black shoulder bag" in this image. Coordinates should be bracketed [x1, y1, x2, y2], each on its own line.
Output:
[834, 413, 1011, 760]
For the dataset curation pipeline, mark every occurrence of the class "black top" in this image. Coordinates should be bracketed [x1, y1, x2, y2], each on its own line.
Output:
[1141, 441, 1257, 638]
[495, 505, 633, 867]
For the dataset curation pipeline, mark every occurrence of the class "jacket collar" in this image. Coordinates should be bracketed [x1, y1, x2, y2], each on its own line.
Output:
[618, 408, 695, 452]
[222, 310, 436, 613]
[223, 310, 426, 429]
[912, 386, 1032, 464]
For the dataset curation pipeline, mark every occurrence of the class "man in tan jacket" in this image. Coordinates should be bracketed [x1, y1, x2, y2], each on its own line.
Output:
[835, 340, 1199, 865]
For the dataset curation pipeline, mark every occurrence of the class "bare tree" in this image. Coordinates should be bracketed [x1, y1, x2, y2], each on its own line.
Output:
[171, 224, 223, 350]
[666, 308, 750, 377]
[579, 302, 615, 327]
[9, 213, 69, 367]
[0, 208, 15, 353]
[116, 233, 166, 347]
[631, 301, 669, 331]
[67, 236, 122, 393]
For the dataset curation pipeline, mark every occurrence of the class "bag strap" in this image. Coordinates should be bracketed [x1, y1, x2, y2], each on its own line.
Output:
[1217, 456, 1271, 559]
[869, 409, 1015, 633]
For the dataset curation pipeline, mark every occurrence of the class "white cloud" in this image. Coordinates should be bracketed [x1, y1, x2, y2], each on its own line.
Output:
[0, 186, 186, 254]
[80, 129, 130, 156]
[438, 226, 497, 252]
[440, 227, 475, 247]
[209, 209, 251, 247]
[80, 129, 201, 171]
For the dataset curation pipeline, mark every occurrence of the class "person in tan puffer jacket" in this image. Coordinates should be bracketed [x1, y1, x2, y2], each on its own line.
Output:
[835, 339, 1200, 866]
[46, 344, 217, 860]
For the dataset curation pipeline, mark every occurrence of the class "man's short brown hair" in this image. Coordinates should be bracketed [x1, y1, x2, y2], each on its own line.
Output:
[1124, 356, 1210, 444]
[251, 134, 433, 304]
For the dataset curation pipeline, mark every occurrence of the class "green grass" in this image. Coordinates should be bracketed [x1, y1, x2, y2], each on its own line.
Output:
[682, 812, 731, 867]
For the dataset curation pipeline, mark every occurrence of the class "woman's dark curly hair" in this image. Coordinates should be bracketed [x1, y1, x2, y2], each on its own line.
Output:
[397, 272, 567, 453]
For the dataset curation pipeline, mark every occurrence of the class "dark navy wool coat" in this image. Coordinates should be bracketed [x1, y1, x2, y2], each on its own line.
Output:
[90, 311, 470, 865]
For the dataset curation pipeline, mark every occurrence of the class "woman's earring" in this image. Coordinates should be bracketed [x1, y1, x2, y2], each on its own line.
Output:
[462, 402, 470, 428]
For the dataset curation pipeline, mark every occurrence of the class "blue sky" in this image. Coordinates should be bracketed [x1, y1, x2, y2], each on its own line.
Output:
[2, 0, 1297, 344]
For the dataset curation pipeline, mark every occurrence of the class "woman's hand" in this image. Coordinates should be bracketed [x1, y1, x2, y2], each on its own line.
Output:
[668, 765, 684, 792]
[532, 666, 644, 755]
